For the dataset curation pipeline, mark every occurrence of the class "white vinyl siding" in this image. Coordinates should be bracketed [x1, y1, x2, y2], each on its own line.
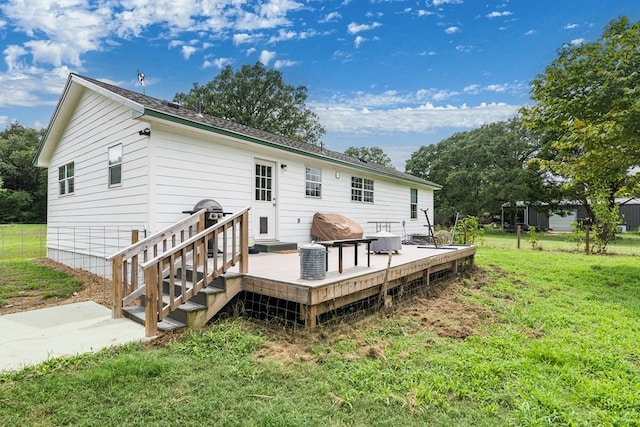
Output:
[150, 123, 253, 231]
[46, 89, 150, 268]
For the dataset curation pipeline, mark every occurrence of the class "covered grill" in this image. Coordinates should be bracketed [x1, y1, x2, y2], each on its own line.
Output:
[367, 231, 402, 254]
[183, 199, 231, 256]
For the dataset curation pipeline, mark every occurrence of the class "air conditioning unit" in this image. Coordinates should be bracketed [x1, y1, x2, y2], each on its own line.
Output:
[616, 225, 627, 233]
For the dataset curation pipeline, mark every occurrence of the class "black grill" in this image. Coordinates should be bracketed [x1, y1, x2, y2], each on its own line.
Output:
[182, 199, 231, 256]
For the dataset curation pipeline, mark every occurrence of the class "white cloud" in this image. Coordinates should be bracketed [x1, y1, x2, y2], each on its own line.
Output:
[570, 38, 585, 46]
[564, 23, 579, 29]
[181, 45, 197, 59]
[259, 49, 276, 65]
[463, 82, 525, 96]
[314, 101, 519, 135]
[202, 57, 233, 69]
[347, 22, 382, 34]
[455, 44, 473, 52]
[320, 12, 341, 23]
[432, 0, 463, 6]
[525, 29, 536, 36]
[354, 36, 366, 48]
[235, 0, 303, 31]
[486, 11, 512, 18]
[0, 66, 69, 108]
[463, 84, 481, 94]
[418, 10, 434, 17]
[26, 40, 82, 67]
[445, 26, 460, 34]
[3, 45, 28, 73]
[268, 29, 298, 43]
[168, 40, 184, 49]
[233, 33, 262, 45]
[432, 90, 458, 101]
[274, 59, 296, 68]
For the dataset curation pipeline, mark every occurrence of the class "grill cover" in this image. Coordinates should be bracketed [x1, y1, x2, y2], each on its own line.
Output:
[311, 213, 363, 241]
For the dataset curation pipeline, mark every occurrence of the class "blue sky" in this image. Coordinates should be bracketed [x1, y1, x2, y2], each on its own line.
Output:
[1, 0, 639, 169]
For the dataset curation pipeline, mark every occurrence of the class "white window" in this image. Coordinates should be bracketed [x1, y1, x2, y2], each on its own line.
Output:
[58, 162, 74, 195]
[305, 166, 322, 198]
[351, 176, 374, 203]
[108, 144, 122, 187]
[410, 188, 418, 219]
[255, 163, 273, 201]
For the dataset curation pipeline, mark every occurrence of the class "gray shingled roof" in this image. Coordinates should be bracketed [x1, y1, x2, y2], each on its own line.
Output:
[74, 73, 441, 189]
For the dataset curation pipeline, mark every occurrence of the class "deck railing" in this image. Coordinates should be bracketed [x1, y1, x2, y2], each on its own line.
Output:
[109, 207, 250, 336]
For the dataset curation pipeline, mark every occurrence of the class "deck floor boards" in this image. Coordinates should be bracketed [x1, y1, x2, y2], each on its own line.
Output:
[209, 244, 475, 325]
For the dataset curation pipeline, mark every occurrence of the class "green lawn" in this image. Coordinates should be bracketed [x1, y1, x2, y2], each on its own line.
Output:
[1, 246, 638, 426]
[0, 224, 83, 305]
[477, 227, 640, 255]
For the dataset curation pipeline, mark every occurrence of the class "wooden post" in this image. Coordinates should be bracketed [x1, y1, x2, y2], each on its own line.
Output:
[585, 225, 590, 254]
[240, 210, 249, 274]
[304, 304, 317, 329]
[197, 211, 205, 266]
[144, 265, 159, 337]
[112, 255, 123, 318]
[517, 225, 521, 249]
[131, 229, 139, 244]
[379, 252, 393, 307]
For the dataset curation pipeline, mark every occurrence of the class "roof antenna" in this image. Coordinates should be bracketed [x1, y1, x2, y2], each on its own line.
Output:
[137, 70, 146, 95]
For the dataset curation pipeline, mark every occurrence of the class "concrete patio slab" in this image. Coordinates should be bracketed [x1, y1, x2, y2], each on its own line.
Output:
[0, 301, 148, 373]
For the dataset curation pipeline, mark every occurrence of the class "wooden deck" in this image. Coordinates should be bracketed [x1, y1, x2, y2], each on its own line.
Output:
[218, 243, 476, 328]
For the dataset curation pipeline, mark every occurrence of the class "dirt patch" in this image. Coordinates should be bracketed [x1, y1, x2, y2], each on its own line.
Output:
[0, 258, 111, 315]
[255, 266, 499, 365]
[394, 281, 495, 340]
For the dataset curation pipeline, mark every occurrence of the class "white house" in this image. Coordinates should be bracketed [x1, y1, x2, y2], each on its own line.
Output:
[34, 74, 441, 278]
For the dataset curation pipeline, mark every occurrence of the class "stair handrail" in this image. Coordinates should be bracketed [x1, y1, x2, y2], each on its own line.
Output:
[108, 209, 206, 262]
[110, 209, 206, 319]
[139, 207, 250, 336]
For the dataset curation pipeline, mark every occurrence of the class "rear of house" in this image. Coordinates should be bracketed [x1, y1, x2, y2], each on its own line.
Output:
[35, 74, 441, 278]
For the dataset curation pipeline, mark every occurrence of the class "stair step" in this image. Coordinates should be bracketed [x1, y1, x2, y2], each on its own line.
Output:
[254, 241, 297, 253]
[122, 306, 186, 331]
[128, 271, 242, 330]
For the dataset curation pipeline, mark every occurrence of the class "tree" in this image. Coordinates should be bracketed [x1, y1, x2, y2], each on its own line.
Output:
[344, 146, 393, 167]
[405, 119, 553, 222]
[174, 62, 325, 144]
[521, 17, 640, 249]
[0, 123, 47, 223]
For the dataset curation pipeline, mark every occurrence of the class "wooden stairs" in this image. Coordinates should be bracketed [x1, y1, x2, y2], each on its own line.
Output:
[122, 269, 242, 331]
[109, 207, 251, 336]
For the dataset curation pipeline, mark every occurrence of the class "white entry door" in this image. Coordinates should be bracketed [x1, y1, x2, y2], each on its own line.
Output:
[253, 160, 277, 240]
